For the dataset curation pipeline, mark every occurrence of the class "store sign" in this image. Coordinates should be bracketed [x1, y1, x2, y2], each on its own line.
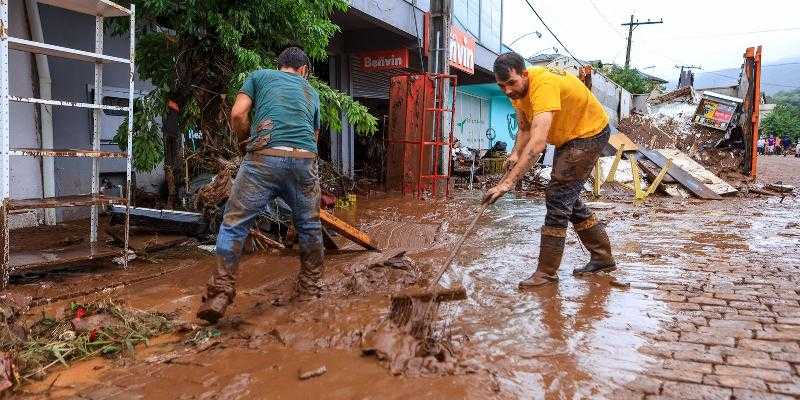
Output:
[360, 49, 410, 72]
[449, 26, 476, 75]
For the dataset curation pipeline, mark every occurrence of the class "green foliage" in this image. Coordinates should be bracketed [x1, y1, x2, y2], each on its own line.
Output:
[770, 89, 800, 108]
[109, 0, 377, 171]
[113, 91, 165, 173]
[311, 77, 377, 136]
[599, 65, 659, 95]
[761, 103, 800, 142]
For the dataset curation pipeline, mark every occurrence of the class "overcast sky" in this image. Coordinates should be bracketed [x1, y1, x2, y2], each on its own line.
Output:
[502, 0, 800, 82]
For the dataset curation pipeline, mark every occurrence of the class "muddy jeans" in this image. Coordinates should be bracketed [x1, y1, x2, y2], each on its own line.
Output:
[208, 153, 324, 302]
[544, 126, 610, 234]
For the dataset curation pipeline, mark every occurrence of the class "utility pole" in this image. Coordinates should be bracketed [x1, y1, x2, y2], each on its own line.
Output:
[675, 64, 702, 88]
[428, 0, 454, 74]
[675, 64, 702, 73]
[621, 14, 663, 69]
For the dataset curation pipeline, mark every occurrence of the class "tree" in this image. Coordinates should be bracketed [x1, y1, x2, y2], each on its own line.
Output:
[595, 64, 661, 94]
[761, 103, 800, 142]
[770, 89, 800, 108]
[110, 1, 377, 174]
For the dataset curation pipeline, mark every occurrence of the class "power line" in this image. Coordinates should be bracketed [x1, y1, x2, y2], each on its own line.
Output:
[648, 27, 800, 41]
[701, 70, 800, 90]
[521, 0, 585, 66]
[585, 0, 625, 40]
[763, 62, 800, 67]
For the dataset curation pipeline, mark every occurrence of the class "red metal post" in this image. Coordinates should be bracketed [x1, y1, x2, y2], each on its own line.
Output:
[750, 46, 762, 178]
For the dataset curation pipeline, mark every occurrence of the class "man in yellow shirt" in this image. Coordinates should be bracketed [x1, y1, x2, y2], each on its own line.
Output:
[484, 52, 615, 288]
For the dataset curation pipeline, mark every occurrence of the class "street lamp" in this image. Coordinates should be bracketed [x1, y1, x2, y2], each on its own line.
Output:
[508, 30, 542, 47]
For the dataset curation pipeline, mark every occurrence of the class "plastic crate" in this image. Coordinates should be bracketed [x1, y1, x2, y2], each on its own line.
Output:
[482, 157, 507, 175]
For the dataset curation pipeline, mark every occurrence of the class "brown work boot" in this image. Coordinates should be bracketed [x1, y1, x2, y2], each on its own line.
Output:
[295, 246, 325, 300]
[196, 263, 237, 324]
[573, 216, 616, 275]
[519, 228, 566, 289]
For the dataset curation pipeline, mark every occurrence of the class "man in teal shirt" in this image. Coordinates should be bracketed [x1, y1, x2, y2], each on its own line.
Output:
[197, 47, 324, 323]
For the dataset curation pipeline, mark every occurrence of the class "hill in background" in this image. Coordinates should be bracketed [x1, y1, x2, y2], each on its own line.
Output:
[669, 56, 800, 95]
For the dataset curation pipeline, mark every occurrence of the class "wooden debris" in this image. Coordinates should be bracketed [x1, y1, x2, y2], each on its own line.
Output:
[637, 148, 722, 200]
[766, 183, 794, 193]
[609, 132, 639, 152]
[320, 210, 379, 251]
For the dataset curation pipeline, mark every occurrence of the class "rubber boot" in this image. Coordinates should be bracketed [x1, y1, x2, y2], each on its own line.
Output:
[293, 246, 325, 302]
[573, 217, 616, 275]
[519, 229, 566, 289]
[196, 262, 237, 323]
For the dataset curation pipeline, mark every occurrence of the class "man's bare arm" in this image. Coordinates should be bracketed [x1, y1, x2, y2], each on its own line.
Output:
[503, 112, 552, 185]
[504, 113, 532, 170]
[230, 93, 253, 146]
[511, 113, 532, 154]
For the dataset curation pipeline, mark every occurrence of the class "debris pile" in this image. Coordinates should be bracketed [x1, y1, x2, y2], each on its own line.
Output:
[0, 298, 172, 389]
[619, 87, 749, 187]
[360, 321, 480, 377]
[340, 250, 422, 296]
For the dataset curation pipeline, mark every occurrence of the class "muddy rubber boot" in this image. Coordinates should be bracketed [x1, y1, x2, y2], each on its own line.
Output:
[573, 217, 616, 275]
[196, 264, 237, 323]
[293, 246, 325, 303]
[519, 229, 566, 289]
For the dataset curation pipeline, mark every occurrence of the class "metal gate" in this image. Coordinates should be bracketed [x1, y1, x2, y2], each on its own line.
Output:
[350, 56, 411, 99]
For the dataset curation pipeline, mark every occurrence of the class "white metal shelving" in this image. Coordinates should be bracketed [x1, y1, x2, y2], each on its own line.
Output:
[0, 0, 136, 285]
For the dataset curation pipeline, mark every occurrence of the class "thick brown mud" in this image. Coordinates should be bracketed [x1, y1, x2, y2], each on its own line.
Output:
[8, 158, 800, 399]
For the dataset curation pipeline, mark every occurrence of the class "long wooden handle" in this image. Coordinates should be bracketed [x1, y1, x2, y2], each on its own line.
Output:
[428, 202, 488, 288]
[428, 170, 511, 288]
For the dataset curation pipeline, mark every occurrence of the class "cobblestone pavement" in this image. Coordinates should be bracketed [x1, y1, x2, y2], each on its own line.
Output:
[605, 196, 800, 400]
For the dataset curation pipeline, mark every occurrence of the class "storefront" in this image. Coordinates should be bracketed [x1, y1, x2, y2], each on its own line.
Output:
[323, 0, 507, 180]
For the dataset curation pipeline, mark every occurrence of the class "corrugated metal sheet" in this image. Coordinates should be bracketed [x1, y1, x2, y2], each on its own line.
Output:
[350, 56, 411, 99]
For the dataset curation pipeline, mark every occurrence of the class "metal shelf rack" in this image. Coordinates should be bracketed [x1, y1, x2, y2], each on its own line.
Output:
[0, 0, 136, 286]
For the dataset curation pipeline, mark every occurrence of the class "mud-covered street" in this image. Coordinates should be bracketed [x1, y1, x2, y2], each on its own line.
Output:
[4, 156, 797, 399]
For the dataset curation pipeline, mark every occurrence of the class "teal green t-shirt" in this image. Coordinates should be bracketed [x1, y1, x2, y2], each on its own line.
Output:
[240, 69, 321, 153]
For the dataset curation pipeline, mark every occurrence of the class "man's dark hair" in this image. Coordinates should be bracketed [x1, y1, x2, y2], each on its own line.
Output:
[277, 46, 310, 69]
[494, 52, 526, 80]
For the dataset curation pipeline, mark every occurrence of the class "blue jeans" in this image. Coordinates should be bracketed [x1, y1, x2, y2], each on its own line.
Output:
[206, 153, 324, 302]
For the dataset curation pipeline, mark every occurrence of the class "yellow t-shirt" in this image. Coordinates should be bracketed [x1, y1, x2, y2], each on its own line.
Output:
[511, 66, 609, 148]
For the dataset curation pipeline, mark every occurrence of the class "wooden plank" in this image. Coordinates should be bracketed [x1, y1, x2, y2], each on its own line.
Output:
[609, 132, 639, 151]
[656, 149, 737, 195]
[637, 148, 722, 200]
[10, 243, 120, 275]
[320, 210, 380, 251]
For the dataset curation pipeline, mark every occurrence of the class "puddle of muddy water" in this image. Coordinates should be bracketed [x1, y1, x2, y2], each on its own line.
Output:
[438, 195, 667, 399]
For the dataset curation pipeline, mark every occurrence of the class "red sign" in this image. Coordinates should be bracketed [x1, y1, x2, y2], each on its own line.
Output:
[449, 26, 476, 74]
[360, 49, 410, 72]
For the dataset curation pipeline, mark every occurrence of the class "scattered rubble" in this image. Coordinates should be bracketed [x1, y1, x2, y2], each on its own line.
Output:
[619, 86, 750, 190]
[298, 365, 327, 380]
[360, 321, 480, 377]
[1, 299, 172, 383]
[339, 250, 422, 297]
